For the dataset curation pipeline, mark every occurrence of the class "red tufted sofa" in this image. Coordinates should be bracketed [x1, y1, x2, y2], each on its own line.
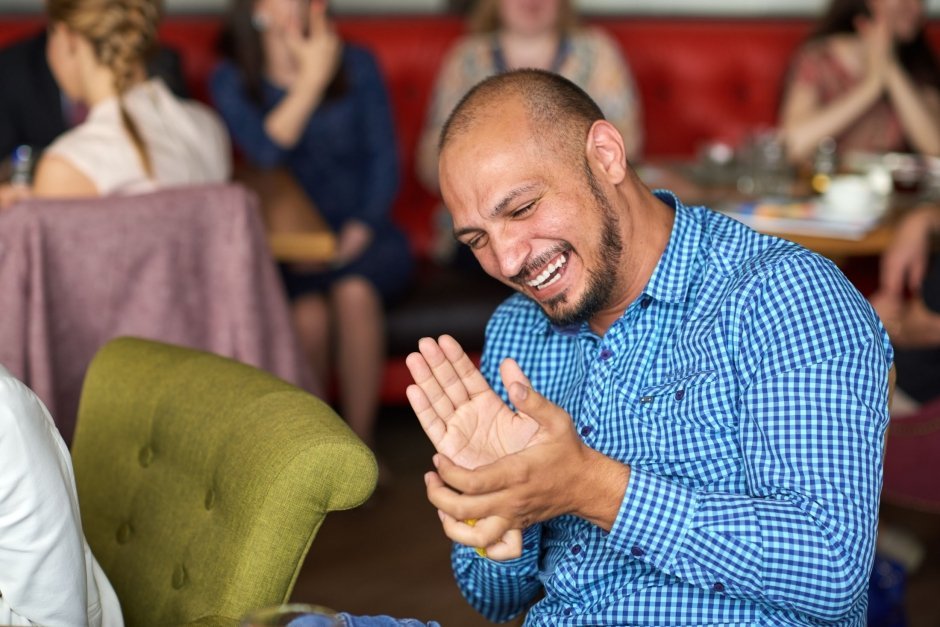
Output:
[3, 14, 938, 404]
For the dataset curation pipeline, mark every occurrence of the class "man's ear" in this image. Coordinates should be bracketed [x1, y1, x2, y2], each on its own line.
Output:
[585, 120, 627, 185]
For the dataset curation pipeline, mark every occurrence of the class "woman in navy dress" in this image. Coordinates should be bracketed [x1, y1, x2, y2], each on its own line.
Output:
[211, 0, 413, 452]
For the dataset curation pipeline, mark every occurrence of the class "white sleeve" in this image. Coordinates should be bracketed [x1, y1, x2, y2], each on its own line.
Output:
[0, 367, 122, 627]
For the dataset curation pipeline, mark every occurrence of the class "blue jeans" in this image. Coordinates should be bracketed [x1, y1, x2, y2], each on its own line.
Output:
[288, 614, 441, 627]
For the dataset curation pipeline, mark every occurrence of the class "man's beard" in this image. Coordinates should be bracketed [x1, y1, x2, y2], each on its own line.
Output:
[520, 163, 624, 327]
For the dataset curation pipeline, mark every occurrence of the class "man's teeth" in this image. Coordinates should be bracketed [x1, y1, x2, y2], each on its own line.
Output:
[526, 254, 567, 289]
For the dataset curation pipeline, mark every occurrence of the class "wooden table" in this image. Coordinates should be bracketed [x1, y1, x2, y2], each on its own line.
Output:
[234, 166, 336, 263]
[638, 161, 914, 262]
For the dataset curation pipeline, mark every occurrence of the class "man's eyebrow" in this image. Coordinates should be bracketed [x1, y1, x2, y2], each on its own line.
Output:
[490, 184, 539, 218]
[451, 184, 540, 240]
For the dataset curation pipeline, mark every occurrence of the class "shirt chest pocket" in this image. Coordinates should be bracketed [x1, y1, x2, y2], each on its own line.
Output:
[636, 369, 740, 486]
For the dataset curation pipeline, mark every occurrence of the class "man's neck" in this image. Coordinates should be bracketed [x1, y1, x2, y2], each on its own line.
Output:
[589, 190, 676, 336]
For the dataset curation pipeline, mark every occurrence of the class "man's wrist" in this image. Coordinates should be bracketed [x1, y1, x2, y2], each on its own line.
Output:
[574, 447, 630, 531]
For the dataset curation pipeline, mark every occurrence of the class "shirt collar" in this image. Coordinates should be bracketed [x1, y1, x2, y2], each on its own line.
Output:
[642, 189, 705, 306]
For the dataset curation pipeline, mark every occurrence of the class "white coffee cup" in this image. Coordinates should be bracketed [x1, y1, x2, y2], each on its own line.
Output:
[820, 175, 885, 221]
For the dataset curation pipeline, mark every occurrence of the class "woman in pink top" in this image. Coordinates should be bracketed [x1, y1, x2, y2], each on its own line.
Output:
[780, 0, 940, 163]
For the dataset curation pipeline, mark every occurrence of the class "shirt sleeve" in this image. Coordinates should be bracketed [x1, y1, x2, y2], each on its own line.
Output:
[208, 61, 289, 169]
[450, 526, 544, 623]
[346, 48, 399, 231]
[0, 374, 93, 627]
[607, 252, 892, 621]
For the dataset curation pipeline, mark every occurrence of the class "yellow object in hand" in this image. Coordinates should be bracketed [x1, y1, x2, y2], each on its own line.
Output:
[464, 519, 487, 558]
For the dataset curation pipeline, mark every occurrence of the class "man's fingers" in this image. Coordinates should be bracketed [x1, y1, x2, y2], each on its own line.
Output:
[416, 337, 473, 411]
[438, 334, 494, 397]
[483, 529, 524, 561]
[406, 384, 448, 447]
[426, 461, 509, 520]
[433, 453, 517, 498]
[406, 349, 456, 421]
[426, 471, 498, 545]
[440, 511, 513, 549]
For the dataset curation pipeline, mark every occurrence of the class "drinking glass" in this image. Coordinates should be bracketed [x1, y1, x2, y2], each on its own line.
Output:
[240, 603, 344, 627]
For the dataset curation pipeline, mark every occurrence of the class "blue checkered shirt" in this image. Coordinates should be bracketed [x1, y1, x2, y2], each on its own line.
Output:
[452, 192, 893, 626]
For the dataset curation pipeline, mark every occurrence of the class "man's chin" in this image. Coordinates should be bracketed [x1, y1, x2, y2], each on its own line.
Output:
[533, 294, 589, 328]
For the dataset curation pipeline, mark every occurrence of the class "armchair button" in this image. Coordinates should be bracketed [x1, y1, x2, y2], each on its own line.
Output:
[172, 564, 188, 589]
[116, 522, 133, 544]
[204, 489, 216, 510]
[138, 446, 153, 468]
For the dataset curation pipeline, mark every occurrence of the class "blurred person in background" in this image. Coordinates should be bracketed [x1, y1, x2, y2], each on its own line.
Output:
[0, 28, 188, 166]
[416, 0, 642, 266]
[417, 0, 643, 193]
[210, 0, 413, 456]
[0, 0, 230, 210]
[870, 203, 940, 412]
[779, 0, 940, 164]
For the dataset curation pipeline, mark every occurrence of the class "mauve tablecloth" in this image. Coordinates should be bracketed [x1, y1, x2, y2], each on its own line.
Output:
[0, 183, 313, 443]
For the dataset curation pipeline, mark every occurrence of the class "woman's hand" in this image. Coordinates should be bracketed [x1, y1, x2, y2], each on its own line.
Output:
[286, 0, 342, 93]
[855, 0, 894, 89]
[333, 219, 373, 267]
[0, 183, 31, 210]
[880, 205, 940, 299]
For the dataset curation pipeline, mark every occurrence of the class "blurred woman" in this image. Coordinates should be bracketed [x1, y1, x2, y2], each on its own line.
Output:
[416, 0, 643, 194]
[780, 0, 940, 163]
[870, 203, 940, 411]
[210, 0, 412, 452]
[0, 0, 230, 209]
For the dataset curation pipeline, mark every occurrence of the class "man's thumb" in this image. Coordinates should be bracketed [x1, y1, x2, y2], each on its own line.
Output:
[508, 380, 560, 425]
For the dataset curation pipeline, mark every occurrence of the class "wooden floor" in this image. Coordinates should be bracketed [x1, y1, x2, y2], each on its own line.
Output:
[291, 407, 940, 626]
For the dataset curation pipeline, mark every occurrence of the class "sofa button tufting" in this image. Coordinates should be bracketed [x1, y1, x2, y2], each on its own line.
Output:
[204, 489, 216, 510]
[116, 522, 133, 544]
[138, 446, 153, 467]
[172, 564, 188, 589]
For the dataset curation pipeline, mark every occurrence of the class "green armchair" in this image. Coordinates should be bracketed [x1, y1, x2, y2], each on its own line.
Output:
[71, 337, 378, 627]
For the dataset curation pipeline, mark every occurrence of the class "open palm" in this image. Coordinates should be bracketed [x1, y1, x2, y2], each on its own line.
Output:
[405, 335, 539, 470]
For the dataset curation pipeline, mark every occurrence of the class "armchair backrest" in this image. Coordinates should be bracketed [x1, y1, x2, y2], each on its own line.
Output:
[71, 337, 377, 626]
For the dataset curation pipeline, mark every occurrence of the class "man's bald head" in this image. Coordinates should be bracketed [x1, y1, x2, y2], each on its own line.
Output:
[439, 69, 606, 165]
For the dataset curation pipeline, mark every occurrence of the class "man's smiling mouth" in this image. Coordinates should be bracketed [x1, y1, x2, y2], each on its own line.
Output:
[526, 253, 568, 290]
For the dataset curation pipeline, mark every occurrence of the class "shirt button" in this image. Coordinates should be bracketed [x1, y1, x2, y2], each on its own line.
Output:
[641, 296, 652, 309]
[675, 389, 685, 401]
[713, 582, 725, 593]
[580, 425, 593, 437]
[630, 545, 645, 557]
[571, 544, 582, 555]
[599, 348, 614, 361]
[640, 396, 653, 404]
[564, 608, 573, 617]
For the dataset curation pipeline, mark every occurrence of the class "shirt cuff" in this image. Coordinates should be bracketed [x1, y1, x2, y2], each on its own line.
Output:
[606, 467, 698, 574]
[454, 525, 542, 566]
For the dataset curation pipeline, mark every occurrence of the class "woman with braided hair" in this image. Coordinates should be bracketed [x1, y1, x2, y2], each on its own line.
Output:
[0, 0, 230, 208]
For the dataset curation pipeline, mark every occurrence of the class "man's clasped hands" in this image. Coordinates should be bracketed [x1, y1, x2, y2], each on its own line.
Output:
[405, 334, 625, 560]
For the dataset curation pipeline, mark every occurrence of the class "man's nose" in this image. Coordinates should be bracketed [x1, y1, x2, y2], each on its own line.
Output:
[491, 227, 530, 280]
